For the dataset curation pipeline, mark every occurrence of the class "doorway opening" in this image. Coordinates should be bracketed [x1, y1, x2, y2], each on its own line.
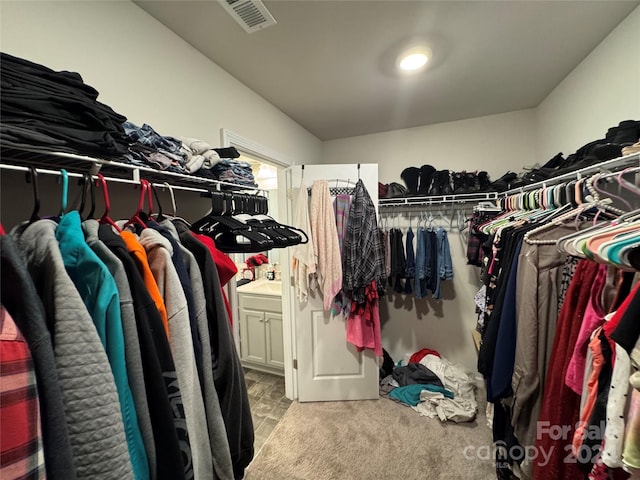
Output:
[220, 129, 296, 400]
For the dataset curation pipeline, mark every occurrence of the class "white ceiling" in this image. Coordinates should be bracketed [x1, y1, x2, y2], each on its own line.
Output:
[135, 0, 639, 141]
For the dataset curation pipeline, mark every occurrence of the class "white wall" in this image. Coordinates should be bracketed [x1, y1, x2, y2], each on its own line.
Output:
[322, 109, 537, 372]
[536, 6, 640, 162]
[322, 109, 538, 184]
[0, 0, 322, 166]
[379, 226, 482, 373]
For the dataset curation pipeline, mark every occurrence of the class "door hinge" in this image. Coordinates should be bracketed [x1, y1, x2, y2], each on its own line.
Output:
[293, 359, 297, 369]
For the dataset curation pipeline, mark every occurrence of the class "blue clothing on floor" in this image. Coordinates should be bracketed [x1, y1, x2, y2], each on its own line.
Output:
[389, 384, 455, 406]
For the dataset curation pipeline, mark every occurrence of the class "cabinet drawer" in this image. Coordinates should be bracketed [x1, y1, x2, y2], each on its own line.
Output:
[238, 294, 281, 313]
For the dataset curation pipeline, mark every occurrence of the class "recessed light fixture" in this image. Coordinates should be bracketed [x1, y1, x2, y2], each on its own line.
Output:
[396, 47, 432, 74]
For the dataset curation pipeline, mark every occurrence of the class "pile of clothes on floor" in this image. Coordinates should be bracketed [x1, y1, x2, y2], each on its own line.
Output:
[379, 347, 478, 422]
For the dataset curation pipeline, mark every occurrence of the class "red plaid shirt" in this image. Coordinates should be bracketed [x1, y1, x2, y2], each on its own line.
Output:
[0, 306, 45, 480]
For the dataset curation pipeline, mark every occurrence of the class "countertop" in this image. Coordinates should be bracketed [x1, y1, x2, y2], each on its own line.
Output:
[236, 279, 282, 297]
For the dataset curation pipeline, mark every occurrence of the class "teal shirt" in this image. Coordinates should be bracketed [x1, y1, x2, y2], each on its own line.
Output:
[389, 384, 455, 407]
[56, 211, 150, 480]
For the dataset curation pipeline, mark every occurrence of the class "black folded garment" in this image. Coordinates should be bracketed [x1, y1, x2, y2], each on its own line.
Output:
[1, 52, 129, 157]
[391, 363, 444, 388]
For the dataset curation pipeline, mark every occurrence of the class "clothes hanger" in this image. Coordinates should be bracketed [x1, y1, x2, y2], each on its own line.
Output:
[616, 167, 640, 197]
[525, 197, 621, 246]
[96, 173, 122, 232]
[151, 182, 166, 222]
[77, 173, 95, 221]
[240, 194, 309, 246]
[86, 173, 97, 220]
[26, 167, 40, 224]
[193, 192, 275, 253]
[57, 169, 68, 219]
[591, 172, 633, 211]
[124, 179, 150, 230]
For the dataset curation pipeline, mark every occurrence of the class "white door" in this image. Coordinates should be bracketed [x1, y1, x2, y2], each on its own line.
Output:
[286, 164, 380, 402]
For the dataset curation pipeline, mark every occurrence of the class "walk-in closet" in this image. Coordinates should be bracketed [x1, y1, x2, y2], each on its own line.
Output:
[2, 1, 640, 480]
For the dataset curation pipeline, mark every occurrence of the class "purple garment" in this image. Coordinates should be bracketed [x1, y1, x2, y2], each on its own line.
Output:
[333, 194, 352, 256]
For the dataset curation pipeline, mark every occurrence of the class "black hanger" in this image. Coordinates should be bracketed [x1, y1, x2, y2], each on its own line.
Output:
[191, 191, 274, 252]
[151, 183, 166, 222]
[235, 193, 309, 247]
[26, 167, 40, 223]
[86, 174, 97, 220]
[78, 173, 95, 220]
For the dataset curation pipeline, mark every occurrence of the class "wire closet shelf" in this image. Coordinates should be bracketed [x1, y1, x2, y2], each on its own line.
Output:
[0, 146, 264, 194]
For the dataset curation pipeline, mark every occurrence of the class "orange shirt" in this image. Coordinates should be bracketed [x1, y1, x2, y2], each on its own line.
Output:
[120, 230, 170, 339]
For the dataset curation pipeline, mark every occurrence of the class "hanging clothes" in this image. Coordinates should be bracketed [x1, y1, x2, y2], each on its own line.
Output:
[310, 180, 343, 311]
[57, 211, 149, 480]
[173, 218, 255, 480]
[404, 227, 415, 294]
[291, 181, 316, 302]
[0, 305, 46, 480]
[342, 179, 386, 303]
[533, 260, 600, 480]
[83, 220, 156, 480]
[138, 227, 214, 480]
[334, 193, 352, 254]
[13, 219, 134, 480]
[98, 224, 189, 480]
[159, 220, 235, 480]
[346, 280, 383, 357]
[1, 234, 76, 480]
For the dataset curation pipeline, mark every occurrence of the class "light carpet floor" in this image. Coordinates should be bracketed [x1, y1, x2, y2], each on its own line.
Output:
[245, 396, 496, 480]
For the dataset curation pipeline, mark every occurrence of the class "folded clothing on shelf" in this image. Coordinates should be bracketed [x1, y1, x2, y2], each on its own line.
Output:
[0, 52, 130, 158]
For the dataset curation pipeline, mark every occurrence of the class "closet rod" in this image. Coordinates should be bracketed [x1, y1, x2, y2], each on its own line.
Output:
[501, 152, 640, 196]
[0, 163, 210, 194]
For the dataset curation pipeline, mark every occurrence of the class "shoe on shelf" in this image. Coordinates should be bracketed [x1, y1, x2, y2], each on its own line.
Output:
[418, 165, 436, 196]
[401, 167, 420, 195]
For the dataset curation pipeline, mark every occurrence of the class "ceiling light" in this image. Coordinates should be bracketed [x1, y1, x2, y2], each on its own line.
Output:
[396, 47, 432, 74]
[400, 53, 428, 71]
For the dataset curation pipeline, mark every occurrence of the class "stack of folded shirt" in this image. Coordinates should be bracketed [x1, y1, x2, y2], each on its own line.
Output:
[204, 159, 257, 188]
[122, 121, 188, 173]
[179, 137, 221, 173]
[0, 52, 130, 158]
[190, 144, 258, 188]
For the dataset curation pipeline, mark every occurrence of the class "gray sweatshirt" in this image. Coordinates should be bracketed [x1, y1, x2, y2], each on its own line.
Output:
[14, 220, 134, 480]
[138, 228, 214, 480]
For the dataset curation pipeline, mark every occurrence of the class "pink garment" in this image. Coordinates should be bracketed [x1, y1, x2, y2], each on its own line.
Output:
[566, 264, 608, 394]
[573, 327, 606, 456]
[310, 180, 342, 311]
[346, 281, 382, 357]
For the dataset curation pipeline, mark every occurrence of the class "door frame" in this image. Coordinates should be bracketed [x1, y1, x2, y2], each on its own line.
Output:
[219, 129, 297, 400]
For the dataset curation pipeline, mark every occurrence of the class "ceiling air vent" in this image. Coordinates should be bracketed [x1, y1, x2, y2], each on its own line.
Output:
[222, 0, 277, 34]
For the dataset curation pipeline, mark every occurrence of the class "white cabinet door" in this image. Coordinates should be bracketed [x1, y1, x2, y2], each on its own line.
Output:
[265, 312, 284, 369]
[286, 164, 380, 402]
[242, 309, 267, 364]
